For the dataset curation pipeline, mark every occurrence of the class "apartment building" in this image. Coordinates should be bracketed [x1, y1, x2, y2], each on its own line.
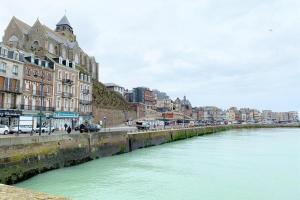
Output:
[0, 44, 24, 126]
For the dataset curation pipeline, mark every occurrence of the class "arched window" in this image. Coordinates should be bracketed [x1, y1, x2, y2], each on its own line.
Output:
[75, 54, 79, 64]
[49, 43, 55, 54]
[62, 48, 66, 59]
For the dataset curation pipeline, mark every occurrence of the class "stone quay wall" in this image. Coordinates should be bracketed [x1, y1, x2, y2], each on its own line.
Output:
[0, 124, 299, 185]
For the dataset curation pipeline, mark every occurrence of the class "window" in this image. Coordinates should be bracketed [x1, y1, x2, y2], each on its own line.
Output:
[13, 52, 19, 60]
[7, 51, 14, 59]
[0, 48, 8, 57]
[56, 97, 60, 109]
[57, 83, 61, 93]
[0, 62, 6, 73]
[62, 48, 66, 59]
[75, 54, 79, 64]
[49, 43, 55, 54]
[12, 65, 18, 75]
[25, 81, 30, 90]
[58, 71, 61, 79]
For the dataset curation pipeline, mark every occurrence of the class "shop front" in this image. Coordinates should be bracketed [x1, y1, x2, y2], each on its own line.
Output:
[53, 111, 79, 130]
[0, 110, 22, 126]
[79, 112, 93, 125]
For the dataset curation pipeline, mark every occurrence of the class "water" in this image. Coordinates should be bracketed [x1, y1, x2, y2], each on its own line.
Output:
[16, 128, 300, 200]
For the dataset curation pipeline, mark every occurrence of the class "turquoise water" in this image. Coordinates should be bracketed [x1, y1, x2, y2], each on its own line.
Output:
[16, 128, 300, 200]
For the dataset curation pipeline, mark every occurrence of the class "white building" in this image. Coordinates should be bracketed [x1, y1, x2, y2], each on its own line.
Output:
[105, 83, 125, 96]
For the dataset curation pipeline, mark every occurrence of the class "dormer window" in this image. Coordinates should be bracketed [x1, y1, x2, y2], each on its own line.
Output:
[13, 52, 19, 60]
[0, 48, 8, 57]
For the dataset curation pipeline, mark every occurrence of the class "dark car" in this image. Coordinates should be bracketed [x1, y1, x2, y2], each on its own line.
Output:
[79, 124, 100, 133]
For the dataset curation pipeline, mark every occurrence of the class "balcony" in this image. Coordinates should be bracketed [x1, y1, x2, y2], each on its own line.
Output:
[79, 111, 93, 116]
[32, 90, 51, 97]
[62, 78, 74, 85]
[0, 86, 21, 94]
[20, 105, 55, 112]
[62, 92, 73, 98]
[0, 103, 20, 110]
[79, 100, 92, 105]
[82, 89, 90, 94]
[60, 107, 79, 112]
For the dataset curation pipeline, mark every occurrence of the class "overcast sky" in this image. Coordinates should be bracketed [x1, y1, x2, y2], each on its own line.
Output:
[1, 0, 299, 112]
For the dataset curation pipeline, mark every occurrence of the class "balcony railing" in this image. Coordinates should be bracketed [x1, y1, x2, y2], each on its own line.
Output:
[56, 107, 78, 112]
[0, 103, 20, 109]
[62, 78, 74, 85]
[32, 90, 51, 96]
[62, 92, 73, 98]
[0, 86, 21, 94]
[82, 89, 90, 94]
[79, 111, 93, 116]
[20, 104, 55, 112]
[79, 100, 92, 105]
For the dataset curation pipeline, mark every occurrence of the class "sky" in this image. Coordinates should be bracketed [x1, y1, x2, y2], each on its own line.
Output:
[1, 0, 299, 112]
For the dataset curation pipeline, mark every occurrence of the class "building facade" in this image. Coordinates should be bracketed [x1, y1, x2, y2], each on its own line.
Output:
[0, 44, 24, 126]
[105, 83, 125, 96]
[1, 16, 100, 128]
[52, 58, 79, 130]
[78, 73, 92, 124]
[21, 54, 55, 127]
[2, 16, 99, 81]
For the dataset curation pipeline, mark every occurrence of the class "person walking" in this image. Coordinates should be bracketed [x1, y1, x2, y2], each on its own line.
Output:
[64, 123, 68, 131]
[67, 126, 72, 134]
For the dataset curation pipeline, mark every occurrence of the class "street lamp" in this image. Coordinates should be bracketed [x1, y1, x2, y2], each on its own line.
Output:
[34, 73, 44, 136]
[103, 116, 107, 130]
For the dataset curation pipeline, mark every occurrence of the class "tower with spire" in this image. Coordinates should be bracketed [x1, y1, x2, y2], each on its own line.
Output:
[55, 15, 76, 42]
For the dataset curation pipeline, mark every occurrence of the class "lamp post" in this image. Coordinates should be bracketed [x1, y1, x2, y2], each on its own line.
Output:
[34, 74, 44, 136]
[103, 116, 107, 131]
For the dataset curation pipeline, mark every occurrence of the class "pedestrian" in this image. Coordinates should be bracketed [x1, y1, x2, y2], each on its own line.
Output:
[64, 123, 68, 131]
[67, 126, 71, 134]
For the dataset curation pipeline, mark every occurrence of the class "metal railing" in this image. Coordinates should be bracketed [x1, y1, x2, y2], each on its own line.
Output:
[82, 89, 90, 94]
[0, 86, 21, 94]
[32, 90, 51, 96]
[62, 78, 74, 85]
[79, 100, 92, 105]
[20, 104, 55, 111]
[0, 103, 20, 109]
[56, 107, 79, 112]
[62, 92, 73, 98]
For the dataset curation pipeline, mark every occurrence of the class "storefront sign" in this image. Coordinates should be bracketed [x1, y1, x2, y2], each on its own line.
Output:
[54, 112, 79, 118]
[0, 110, 22, 117]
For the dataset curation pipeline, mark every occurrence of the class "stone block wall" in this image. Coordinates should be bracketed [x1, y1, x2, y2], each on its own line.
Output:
[92, 107, 137, 127]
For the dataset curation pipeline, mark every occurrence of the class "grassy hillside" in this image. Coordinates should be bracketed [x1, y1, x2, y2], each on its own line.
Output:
[92, 80, 133, 110]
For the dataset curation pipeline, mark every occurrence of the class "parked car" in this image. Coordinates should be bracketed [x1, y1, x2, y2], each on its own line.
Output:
[10, 125, 34, 134]
[79, 124, 101, 133]
[0, 124, 9, 135]
[34, 126, 55, 133]
[136, 121, 150, 130]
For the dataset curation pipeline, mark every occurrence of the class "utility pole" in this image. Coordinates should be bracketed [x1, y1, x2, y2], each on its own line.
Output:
[39, 79, 44, 136]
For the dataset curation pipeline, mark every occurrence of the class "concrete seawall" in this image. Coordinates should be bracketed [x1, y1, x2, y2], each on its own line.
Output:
[0, 124, 299, 185]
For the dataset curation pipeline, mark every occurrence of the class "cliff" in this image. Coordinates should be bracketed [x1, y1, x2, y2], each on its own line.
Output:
[92, 81, 137, 126]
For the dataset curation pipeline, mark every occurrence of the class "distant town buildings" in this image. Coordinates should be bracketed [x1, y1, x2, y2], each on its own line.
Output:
[105, 83, 125, 96]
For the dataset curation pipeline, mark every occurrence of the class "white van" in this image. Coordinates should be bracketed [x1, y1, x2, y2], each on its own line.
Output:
[0, 124, 9, 135]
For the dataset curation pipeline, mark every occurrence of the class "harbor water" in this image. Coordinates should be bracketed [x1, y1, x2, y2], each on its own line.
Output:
[16, 128, 300, 200]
